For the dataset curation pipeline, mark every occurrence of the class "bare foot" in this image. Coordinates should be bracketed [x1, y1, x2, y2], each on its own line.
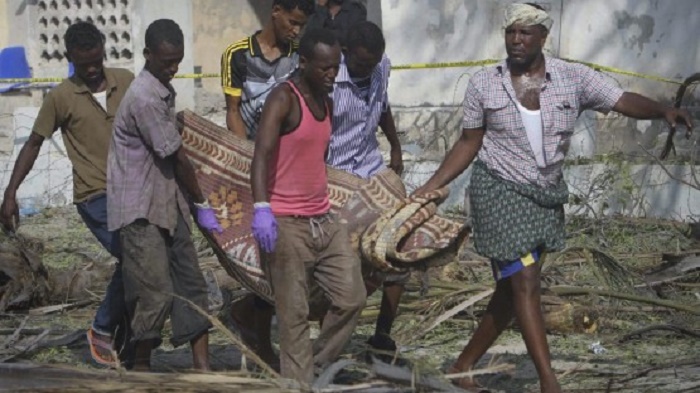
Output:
[540, 378, 562, 393]
[191, 332, 210, 371]
[131, 339, 153, 372]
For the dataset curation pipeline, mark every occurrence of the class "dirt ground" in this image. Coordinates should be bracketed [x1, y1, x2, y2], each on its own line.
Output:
[1, 206, 699, 392]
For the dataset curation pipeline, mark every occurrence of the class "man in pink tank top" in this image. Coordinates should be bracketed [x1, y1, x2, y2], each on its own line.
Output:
[250, 28, 366, 385]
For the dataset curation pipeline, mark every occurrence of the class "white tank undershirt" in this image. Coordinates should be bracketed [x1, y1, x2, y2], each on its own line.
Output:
[515, 101, 546, 168]
[93, 90, 107, 112]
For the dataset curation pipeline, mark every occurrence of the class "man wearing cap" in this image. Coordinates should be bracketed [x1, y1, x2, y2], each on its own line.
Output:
[413, 3, 693, 392]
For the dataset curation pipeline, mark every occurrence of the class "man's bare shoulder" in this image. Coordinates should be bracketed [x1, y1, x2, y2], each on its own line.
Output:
[268, 82, 294, 103]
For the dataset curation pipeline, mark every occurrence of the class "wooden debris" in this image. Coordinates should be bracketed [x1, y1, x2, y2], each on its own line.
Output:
[443, 363, 516, 381]
[312, 359, 358, 390]
[618, 324, 700, 343]
[370, 356, 466, 392]
[36, 329, 85, 349]
[414, 289, 493, 340]
[28, 299, 93, 315]
[0, 362, 288, 392]
[1, 328, 50, 362]
[543, 302, 599, 334]
[548, 285, 700, 315]
[0, 232, 50, 312]
[0, 327, 74, 336]
[1, 316, 28, 350]
[645, 254, 700, 286]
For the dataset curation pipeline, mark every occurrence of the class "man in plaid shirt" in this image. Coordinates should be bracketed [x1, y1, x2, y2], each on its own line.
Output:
[414, 3, 693, 392]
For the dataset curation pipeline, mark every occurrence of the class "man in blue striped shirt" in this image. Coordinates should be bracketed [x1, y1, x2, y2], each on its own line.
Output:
[327, 21, 405, 351]
[327, 21, 403, 178]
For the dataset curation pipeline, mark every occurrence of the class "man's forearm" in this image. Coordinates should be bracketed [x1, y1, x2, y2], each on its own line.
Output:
[613, 92, 668, 119]
[379, 108, 401, 150]
[174, 148, 205, 203]
[226, 108, 248, 139]
[4, 139, 42, 198]
[250, 153, 270, 203]
[421, 129, 484, 193]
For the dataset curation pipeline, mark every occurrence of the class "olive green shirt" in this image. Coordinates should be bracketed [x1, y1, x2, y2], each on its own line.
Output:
[32, 67, 134, 203]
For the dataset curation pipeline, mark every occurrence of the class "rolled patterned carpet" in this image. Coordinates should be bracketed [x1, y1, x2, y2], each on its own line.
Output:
[178, 110, 470, 303]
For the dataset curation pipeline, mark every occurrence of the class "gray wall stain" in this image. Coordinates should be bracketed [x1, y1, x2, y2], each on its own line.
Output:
[614, 11, 655, 53]
[424, 0, 480, 40]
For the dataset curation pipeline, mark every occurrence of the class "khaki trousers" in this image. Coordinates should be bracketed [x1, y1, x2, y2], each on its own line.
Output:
[266, 215, 366, 384]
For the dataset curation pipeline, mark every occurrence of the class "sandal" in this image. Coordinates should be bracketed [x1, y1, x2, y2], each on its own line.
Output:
[87, 328, 118, 368]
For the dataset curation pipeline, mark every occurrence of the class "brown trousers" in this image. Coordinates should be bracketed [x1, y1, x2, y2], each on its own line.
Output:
[266, 215, 366, 384]
[120, 213, 211, 347]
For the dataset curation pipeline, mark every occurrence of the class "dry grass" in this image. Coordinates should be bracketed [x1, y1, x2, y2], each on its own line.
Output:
[1, 207, 699, 392]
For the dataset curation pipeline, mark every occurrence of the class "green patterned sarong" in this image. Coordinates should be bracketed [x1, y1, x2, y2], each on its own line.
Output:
[470, 161, 569, 261]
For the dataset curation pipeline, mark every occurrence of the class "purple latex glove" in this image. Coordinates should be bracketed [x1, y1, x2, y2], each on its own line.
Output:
[252, 206, 277, 253]
[196, 206, 223, 234]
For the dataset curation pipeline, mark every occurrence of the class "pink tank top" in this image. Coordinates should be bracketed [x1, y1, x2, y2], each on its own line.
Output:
[268, 81, 331, 216]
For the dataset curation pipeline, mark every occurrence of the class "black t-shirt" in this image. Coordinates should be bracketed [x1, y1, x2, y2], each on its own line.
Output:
[305, 1, 367, 46]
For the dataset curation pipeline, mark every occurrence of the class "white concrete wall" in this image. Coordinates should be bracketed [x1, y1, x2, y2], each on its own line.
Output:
[380, 0, 700, 220]
[382, 0, 562, 108]
[132, 0, 195, 111]
[381, 0, 699, 158]
[382, 0, 699, 105]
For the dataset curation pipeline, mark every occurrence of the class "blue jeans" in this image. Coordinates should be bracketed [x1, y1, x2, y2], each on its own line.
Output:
[76, 193, 125, 336]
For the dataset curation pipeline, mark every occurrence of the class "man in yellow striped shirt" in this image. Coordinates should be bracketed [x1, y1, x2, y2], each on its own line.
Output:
[220, 0, 315, 139]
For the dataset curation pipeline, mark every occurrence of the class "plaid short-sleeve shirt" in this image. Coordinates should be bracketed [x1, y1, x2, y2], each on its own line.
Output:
[107, 69, 189, 234]
[463, 56, 624, 187]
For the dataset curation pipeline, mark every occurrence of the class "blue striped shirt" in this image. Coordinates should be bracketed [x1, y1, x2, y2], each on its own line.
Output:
[327, 54, 390, 179]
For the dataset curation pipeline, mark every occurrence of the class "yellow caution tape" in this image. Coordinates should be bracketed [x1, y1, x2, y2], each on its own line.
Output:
[0, 59, 685, 85]
[0, 77, 65, 83]
[173, 73, 220, 79]
[0, 74, 219, 83]
[560, 58, 683, 85]
[390, 59, 500, 70]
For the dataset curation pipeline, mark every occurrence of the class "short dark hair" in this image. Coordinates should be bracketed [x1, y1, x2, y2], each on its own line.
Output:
[273, 0, 315, 16]
[64, 22, 104, 53]
[145, 19, 183, 50]
[299, 28, 338, 60]
[346, 21, 385, 56]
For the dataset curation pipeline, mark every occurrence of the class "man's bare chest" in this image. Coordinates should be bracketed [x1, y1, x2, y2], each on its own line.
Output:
[512, 76, 545, 110]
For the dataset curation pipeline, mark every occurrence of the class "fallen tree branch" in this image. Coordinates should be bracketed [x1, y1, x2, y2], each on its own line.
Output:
[615, 358, 700, 383]
[371, 356, 467, 392]
[313, 359, 358, 390]
[28, 300, 94, 316]
[416, 289, 494, 339]
[0, 328, 50, 362]
[618, 324, 700, 343]
[548, 285, 700, 315]
[443, 362, 516, 380]
[1, 316, 28, 350]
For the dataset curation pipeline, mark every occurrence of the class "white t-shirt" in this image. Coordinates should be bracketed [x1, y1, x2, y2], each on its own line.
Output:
[93, 91, 107, 111]
[515, 101, 546, 168]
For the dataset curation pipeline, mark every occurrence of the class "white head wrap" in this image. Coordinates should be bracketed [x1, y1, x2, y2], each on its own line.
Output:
[504, 3, 553, 31]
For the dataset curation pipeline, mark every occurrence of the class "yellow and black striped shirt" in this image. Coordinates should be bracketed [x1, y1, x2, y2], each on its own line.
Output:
[220, 32, 299, 138]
